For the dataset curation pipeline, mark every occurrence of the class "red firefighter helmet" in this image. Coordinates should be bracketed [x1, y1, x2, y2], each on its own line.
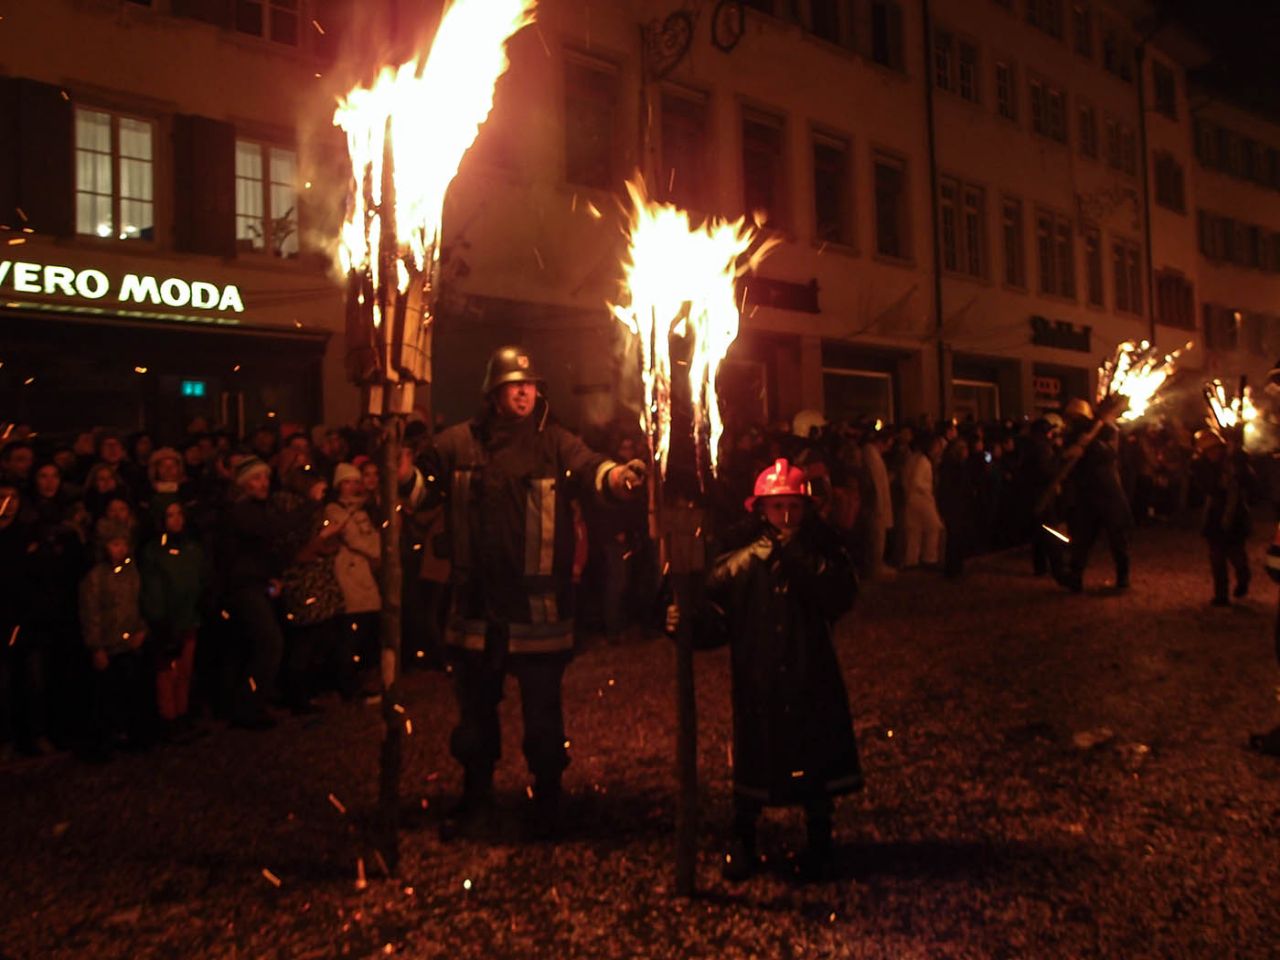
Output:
[744, 458, 810, 511]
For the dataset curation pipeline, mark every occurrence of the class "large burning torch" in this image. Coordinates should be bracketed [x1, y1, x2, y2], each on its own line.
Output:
[611, 177, 776, 895]
[333, 0, 536, 871]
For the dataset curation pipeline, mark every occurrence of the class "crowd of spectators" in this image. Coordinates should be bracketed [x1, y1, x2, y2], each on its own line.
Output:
[0, 406, 1211, 762]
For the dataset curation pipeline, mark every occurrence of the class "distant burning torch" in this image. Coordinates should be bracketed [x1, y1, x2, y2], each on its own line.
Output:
[1204, 377, 1258, 447]
[1096, 339, 1187, 423]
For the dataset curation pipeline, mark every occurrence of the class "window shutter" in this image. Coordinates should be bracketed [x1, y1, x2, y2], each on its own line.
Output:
[171, 0, 231, 27]
[888, 2, 905, 70]
[173, 114, 235, 256]
[15, 79, 74, 237]
[0, 78, 18, 227]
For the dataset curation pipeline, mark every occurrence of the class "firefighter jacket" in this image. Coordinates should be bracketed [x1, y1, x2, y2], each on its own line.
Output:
[425, 400, 617, 658]
[700, 517, 862, 806]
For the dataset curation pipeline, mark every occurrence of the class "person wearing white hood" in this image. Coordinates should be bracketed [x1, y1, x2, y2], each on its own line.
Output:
[859, 430, 896, 580]
[326, 463, 382, 626]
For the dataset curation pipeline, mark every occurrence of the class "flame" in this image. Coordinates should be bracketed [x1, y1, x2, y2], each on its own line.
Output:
[333, 0, 536, 284]
[610, 178, 777, 478]
[1097, 340, 1184, 422]
[1205, 379, 1259, 445]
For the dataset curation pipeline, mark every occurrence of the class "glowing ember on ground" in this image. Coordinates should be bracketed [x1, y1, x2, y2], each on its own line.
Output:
[261, 868, 282, 888]
[1097, 340, 1186, 422]
[610, 178, 776, 479]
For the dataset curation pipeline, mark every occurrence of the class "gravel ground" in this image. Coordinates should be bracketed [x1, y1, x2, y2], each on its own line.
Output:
[3, 518, 1280, 959]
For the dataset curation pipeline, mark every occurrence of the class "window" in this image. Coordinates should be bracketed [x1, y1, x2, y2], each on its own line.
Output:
[995, 61, 1016, 120]
[75, 107, 154, 242]
[234, 0, 298, 45]
[1027, 0, 1063, 39]
[1101, 18, 1132, 81]
[743, 0, 776, 12]
[1197, 210, 1217, 259]
[812, 132, 852, 246]
[1156, 270, 1194, 329]
[806, 0, 851, 46]
[235, 141, 298, 258]
[1001, 196, 1025, 287]
[1084, 225, 1103, 306]
[564, 57, 619, 190]
[1119, 124, 1136, 175]
[1112, 238, 1142, 315]
[1153, 152, 1185, 213]
[1194, 119, 1217, 168]
[962, 184, 986, 277]
[1241, 138, 1258, 182]
[1078, 101, 1097, 158]
[1072, 2, 1093, 57]
[1105, 116, 1127, 170]
[939, 178, 959, 272]
[660, 90, 710, 211]
[742, 109, 787, 229]
[1203, 304, 1239, 352]
[870, 0, 905, 70]
[1030, 78, 1067, 143]
[1035, 208, 1074, 298]
[934, 30, 955, 93]
[873, 152, 909, 260]
[1152, 61, 1177, 120]
[958, 41, 980, 102]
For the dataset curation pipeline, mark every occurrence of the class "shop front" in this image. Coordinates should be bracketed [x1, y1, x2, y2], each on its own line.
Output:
[0, 247, 343, 439]
[950, 353, 1022, 422]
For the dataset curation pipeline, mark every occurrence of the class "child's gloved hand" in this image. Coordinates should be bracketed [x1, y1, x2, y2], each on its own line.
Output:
[748, 535, 776, 561]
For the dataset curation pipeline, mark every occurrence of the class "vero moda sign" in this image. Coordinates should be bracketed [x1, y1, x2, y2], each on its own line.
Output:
[0, 259, 245, 313]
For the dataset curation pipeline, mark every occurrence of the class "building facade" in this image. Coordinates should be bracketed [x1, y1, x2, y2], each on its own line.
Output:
[2, 0, 1277, 439]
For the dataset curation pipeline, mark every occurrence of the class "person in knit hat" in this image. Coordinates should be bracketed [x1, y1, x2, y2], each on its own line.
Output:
[142, 447, 191, 537]
[80, 519, 151, 758]
[216, 455, 322, 729]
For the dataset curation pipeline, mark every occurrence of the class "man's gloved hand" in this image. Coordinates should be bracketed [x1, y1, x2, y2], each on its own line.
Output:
[607, 459, 648, 498]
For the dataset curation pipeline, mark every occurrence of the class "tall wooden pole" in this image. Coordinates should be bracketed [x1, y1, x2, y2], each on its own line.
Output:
[375, 409, 404, 872]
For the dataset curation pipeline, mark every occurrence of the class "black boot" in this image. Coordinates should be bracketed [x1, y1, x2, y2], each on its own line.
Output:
[524, 773, 561, 841]
[438, 767, 495, 842]
[722, 801, 759, 882]
[722, 835, 757, 883]
[1113, 557, 1130, 591]
[798, 807, 834, 882]
[1234, 571, 1251, 598]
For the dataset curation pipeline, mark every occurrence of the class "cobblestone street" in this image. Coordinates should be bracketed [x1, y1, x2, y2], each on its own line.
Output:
[3, 518, 1280, 959]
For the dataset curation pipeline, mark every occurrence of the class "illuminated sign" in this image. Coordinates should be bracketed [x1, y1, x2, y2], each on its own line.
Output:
[0, 260, 245, 313]
[181, 380, 207, 397]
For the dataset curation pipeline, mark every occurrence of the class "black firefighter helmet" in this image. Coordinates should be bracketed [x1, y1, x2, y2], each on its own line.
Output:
[482, 345, 543, 395]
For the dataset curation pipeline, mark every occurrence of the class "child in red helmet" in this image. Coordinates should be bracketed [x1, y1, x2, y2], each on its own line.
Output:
[670, 458, 861, 881]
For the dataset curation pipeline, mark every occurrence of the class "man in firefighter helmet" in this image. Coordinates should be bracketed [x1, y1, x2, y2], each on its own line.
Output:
[424, 346, 646, 840]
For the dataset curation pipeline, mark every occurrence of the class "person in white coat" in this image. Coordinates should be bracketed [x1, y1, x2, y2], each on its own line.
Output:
[326, 463, 382, 620]
[859, 431, 896, 579]
[901, 435, 944, 568]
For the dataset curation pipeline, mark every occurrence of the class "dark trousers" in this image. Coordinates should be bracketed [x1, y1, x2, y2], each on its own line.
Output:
[5, 640, 47, 751]
[283, 618, 357, 706]
[89, 649, 151, 749]
[1208, 538, 1249, 601]
[448, 650, 569, 784]
[1068, 509, 1130, 583]
[225, 587, 284, 719]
